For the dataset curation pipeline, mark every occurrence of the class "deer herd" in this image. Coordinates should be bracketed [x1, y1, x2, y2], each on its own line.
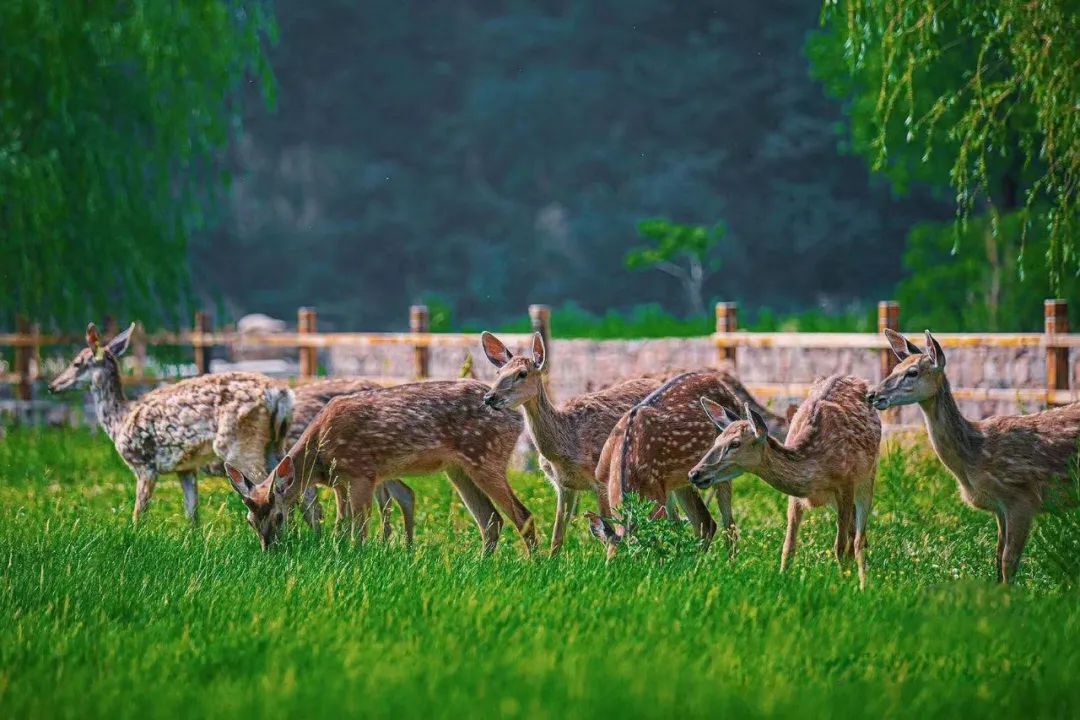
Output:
[47, 322, 1080, 587]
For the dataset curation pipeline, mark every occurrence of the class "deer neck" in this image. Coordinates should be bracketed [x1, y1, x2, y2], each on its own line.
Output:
[521, 382, 576, 464]
[89, 362, 129, 440]
[754, 438, 815, 498]
[918, 377, 982, 481]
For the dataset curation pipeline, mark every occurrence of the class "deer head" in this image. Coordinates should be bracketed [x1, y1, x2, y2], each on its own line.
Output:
[867, 329, 947, 410]
[480, 331, 546, 410]
[48, 322, 135, 393]
[688, 400, 769, 489]
[226, 455, 296, 551]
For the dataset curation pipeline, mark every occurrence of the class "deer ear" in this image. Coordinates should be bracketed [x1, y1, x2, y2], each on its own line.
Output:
[106, 322, 135, 357]
[884, 328, 921, 360]
[86, 323, 101, 351]
[531, 332, 546, 372]
[744, 402, 768, 439]
[225, 463, 255, 497]
[924, 330, 946, 369]
[480, 331, 513, 368]
[700, 397, 736, 430]
[273, 455, 295, 495]
[785, 404, 798, 423]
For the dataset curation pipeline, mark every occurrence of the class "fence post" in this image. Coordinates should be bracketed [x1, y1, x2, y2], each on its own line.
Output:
[878, 300, 900, 380]
[193, 311, 212, 375]
[715, 302, 738, 366]
[298, 307, 318, 379]
[410, 305, 429, 380]
[14, 315, 31, 401]
[1045, 299, 1069, 402]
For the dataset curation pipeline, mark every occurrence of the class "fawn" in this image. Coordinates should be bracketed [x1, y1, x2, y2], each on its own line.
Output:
[48, 323, 295, 526]
[590, 370, 793, 556]
[226, 379, 537, 554]
[481, 331, 665, 554]
[869, 329, 1080, 583]
[689, 375, 881, 588]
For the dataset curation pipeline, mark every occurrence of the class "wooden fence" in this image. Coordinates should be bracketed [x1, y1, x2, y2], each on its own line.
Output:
[1, 299, 1076, 408]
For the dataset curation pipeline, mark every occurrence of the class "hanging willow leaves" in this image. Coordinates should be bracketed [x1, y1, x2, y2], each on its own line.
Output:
[0, 1, 276, 330]
[816, 0, 1079, 289]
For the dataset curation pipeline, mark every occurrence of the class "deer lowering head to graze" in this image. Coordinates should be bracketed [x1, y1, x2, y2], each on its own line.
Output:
[689, 375, 881, 588]
[868, 329, 1080, 583]
[226, 379, 536, 555]
[48, 322, 295, 526]
[283, 378, 417, 544]
[589, 370, 793, 557]
[480, 331, 666, 554]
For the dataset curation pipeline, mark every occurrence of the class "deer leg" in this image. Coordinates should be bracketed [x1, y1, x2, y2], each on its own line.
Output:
[672, 486, 717, 548]
[664, 493, 682, 523]
[375, 484, 394, 541]
[780, 497, 803, 572]
[468, 466, 537, 555]
[994, 510, 1006, 583]
[834, 498, 854, 566]
[384, 480, 416, 546]
[132, 469, 158, 525]
[550, 486, 579, 556]
[712, 481, 738, 558]
[344, 476, 375, 545]
[853, 491, 873, 590]
[179, 472, 199, 525]
[301, 486, 323, 534]
[1002, 505, 1034, 584]
[447, 467, 504, 556]
[333, 485, 350, 534]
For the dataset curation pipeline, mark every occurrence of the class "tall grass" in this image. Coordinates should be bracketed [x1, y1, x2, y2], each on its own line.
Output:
[2, 427, 1079, 718]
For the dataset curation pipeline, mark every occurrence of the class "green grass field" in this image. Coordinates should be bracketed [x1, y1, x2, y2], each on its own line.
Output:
[2, 426, 1079, 718]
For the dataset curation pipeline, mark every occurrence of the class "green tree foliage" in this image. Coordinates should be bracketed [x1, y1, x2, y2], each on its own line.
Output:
[815, 0, 1079, 289]
[625, 219, 724, 317]
[0, 1, 275, 330]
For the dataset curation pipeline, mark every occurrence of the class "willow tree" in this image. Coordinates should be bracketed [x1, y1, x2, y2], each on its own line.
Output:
[0, 1, 276, 330]
[817, 0, 1079, 289]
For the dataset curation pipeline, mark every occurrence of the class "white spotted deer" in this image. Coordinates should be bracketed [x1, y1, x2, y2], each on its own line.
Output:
[590, 370, 793, 557]
[48, 322, 295, 526]
[689, 375, 881, 588]
[480, 331, 666, 554]
[869, 329, 1080, 583]
[225, 379, 537, 554]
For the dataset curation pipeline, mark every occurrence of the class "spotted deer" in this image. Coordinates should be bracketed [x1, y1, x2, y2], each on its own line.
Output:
[481, 331, 667, 554]
[48, 323, 295, 526]
[869, 329, 1080, 583]
[589, 370, 793, 556]
[689, 375, 881, 588]
[226, 379, 537, 554]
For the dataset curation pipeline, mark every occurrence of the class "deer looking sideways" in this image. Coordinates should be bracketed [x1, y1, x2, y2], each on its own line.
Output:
[869, 329, 1080, 583]
[481, 331, 667, 554]
[689, 374, 881, 588]
[590, 370, 793, 557]
[226, 379, 538, 554]
[48, 323, 297, 526]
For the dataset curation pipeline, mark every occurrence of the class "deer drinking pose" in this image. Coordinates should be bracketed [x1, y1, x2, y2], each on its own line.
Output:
[226, 380, 537, 554]
[590, 370, 792, 556]
[689, 375, 881, 588]
[481, 331, 666, 554]
[869, 329, 1080, 583]
[48, 323, 295, 526]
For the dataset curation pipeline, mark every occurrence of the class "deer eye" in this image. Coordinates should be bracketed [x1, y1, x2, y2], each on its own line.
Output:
[729, 440, 740, 449]
[905, 369, 919, 378]
[517, 370, 527, 379]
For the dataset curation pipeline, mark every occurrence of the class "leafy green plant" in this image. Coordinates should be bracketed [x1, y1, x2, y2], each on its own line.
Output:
[625, 219, 726, 317]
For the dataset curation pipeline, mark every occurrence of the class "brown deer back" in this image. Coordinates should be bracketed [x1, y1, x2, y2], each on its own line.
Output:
[786, 374, 881, 477]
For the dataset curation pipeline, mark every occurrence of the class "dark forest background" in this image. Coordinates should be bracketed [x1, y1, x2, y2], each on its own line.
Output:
[192, 1, 950, 331]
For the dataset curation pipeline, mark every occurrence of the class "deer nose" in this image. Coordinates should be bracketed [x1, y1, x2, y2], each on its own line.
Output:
[688, 469, 702, 483]
[482, 393, 496, 407]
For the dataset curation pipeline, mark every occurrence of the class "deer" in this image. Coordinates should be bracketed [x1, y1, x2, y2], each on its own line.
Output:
[48, 322, 296, 527]
[480, 331, 669, 554]
[868, 329, 1080, 583]
[225, 379, 538, 555]
[589, 370, 793, 557]
[689, 375, 881, 588]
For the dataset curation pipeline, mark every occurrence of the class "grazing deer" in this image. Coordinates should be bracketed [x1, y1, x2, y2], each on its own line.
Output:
[48, 323, 294, 526]
[286, 379, 416, 544]
[689, 375, 881, 588]
[481, 331, 666, 554]
[226, 380, 537, 554]
[590, 370, 793, 556]
[869, 329, 1080, 583]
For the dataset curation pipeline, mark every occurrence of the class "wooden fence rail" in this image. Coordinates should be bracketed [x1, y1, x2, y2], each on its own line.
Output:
[1, 299, 1074, 408]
